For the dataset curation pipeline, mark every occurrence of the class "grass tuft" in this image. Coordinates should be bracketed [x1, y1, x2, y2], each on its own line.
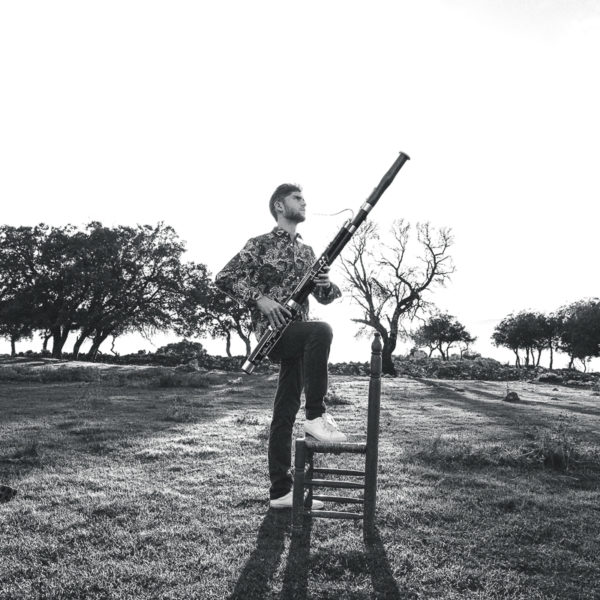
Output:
[325, 384, 352, 406]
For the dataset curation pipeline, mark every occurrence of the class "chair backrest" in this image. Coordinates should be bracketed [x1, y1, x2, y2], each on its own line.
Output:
[366, 333, 382, 453]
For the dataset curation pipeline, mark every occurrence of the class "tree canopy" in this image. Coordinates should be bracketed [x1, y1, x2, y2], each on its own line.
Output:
[0, 222, 225, 358]
[411, 313, 476, 360]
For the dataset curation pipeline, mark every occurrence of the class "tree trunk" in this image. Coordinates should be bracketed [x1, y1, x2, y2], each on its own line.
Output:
[233, 325, 251, 357]
[51, 327, 70, 359]
[88, 331, 110, 360]
[381, 331, 398, 376]
[514, 350, 520, 367]
[72, 335, 86, 359]
[10, 337, 16, 356]
[225, 332, 232, 358]
[381, 346, 396, 376]
[549, 346, 554, 370]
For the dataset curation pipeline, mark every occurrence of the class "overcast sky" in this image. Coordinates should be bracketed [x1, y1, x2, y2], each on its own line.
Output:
[1, 1, 599, 367]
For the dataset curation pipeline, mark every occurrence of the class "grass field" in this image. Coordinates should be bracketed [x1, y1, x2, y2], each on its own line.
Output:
[1, 365, 600, 599]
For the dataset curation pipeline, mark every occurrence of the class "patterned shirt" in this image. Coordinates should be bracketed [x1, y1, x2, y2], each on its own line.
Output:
[215, 226, 341, 338]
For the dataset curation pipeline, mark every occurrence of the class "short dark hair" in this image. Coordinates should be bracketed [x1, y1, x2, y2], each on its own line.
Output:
[269, 183, 302, 221]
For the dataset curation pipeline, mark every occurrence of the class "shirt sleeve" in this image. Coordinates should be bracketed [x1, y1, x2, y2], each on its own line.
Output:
[214, 238, 264, 308]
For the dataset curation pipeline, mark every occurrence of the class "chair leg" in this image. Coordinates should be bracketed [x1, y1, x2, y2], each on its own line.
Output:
[292, 438, 306, 535]
[305, 449, 314, 508]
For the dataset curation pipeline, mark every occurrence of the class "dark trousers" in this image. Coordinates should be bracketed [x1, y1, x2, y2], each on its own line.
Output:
[266, 320, 333, 500]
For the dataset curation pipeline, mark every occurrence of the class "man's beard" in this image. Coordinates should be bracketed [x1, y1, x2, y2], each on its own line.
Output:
[283, 207, 306, 223]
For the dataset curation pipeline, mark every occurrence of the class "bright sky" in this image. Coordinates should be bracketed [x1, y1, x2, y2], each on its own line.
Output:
[1, 1, 599, 368]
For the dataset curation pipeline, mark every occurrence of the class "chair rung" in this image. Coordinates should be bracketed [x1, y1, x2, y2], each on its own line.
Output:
[305, 478, 365, 489]
[313, 468, 365, 477]
[308, 510, 363, 520]
[304, 438, 367, 454]
[312, 494, 364, 504]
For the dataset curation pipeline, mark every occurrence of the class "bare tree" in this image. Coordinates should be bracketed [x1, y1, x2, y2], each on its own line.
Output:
[340, 219, 454, 375]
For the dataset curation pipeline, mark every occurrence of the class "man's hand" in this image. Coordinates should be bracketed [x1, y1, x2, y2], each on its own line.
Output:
[313, 266, 332, 289]
[256, 296, 293, 330]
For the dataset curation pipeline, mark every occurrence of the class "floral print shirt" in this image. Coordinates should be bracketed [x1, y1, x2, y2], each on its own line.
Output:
[215, 226, 341, 338]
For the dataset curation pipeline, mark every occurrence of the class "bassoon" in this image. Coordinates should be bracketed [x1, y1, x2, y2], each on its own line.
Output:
[242, 152, 410, 374]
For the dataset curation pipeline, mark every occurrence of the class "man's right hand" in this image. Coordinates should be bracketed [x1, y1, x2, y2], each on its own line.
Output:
[255, 296, 293, 330]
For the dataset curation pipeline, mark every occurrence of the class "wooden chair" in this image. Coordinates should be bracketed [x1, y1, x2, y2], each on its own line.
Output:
[292, 333, 383, 541]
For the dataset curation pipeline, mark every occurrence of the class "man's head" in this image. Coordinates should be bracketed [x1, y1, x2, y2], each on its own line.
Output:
[269, 184, 305, 223]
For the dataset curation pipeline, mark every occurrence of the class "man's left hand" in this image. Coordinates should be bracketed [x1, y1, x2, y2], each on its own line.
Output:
[314, 266, 332, 288]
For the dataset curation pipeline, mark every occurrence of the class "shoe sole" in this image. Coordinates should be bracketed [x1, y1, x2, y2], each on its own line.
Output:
[304, 431, 347, 443]
[269, 501, 325, 510]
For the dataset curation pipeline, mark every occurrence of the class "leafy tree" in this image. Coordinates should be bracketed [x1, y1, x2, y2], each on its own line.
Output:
[176, 276, 253, 357]
[493, 313, 528, 367]
[0, 226, 37, 354]
[0, 224, 87, 358]
[156, 339, 207, 363]
[76, 223, 201, 360]
[340, 219, 454, 375]
[1, 222, 210, 360]
[411, 313, 476, 360]
[0, 303, 34, 356]
[492, 311, 555, 368]
[537, 313, 562, 370]
[556, 299, 600, 371]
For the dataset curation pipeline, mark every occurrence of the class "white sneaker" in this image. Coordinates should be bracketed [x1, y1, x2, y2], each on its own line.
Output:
[269, 490, 324, 510]
[304, 413, 347, 443]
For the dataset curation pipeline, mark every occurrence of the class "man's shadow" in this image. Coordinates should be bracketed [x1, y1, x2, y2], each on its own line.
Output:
[228, 509, 302, 599]
[230, 511, 408, 599]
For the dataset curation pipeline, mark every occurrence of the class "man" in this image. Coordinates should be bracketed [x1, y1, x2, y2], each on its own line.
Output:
[215, 183, 346, 509]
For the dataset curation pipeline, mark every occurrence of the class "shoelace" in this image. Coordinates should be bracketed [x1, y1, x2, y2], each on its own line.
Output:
[322, 413, 339, 431]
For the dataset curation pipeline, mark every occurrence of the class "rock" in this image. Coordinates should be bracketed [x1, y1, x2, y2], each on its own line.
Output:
[536, 373, 563, 384]
[566, 379, 590, 388]
[503, 391, 520, 403]
[175, 359, 200, 373]
[0, 485, 17, 503]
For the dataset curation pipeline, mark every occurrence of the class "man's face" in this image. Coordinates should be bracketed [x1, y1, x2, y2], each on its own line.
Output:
[278, 191, 306, 223]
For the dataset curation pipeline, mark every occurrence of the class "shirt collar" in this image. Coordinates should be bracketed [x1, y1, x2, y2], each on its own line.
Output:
[271, 226, 302, 242]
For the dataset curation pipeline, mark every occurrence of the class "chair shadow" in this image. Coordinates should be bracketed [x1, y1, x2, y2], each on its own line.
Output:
[364, 527, 412, 599]
[231, 512, 409, 600]
[282, 519, 410, 600]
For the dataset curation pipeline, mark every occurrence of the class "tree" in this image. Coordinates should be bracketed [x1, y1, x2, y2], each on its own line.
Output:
[492, 314, 521, 366]
[556, 299, 600, 371]
[0, 301, 34, 356]
[537, 313, 562, 370]
[492, 311, 555, 368]
[156, 339, 207, 363]
[75, 222, 200, 360]
[0, 226, 37, 354]
[175, 275, 253, 357]
[340, 219, 454, 375]
[0, 224, 87, 358]
[1, 222, 210, 359]
[411, 313, 476, 360]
